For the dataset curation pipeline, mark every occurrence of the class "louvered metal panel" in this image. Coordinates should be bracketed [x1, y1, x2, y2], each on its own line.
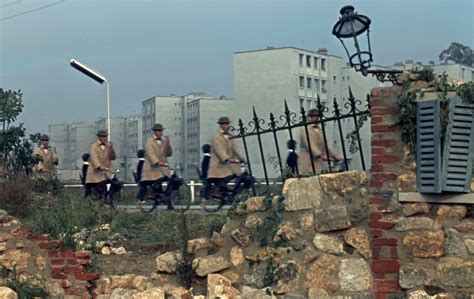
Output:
[416, 100, 442, 193]
[441, 98, 474, 192]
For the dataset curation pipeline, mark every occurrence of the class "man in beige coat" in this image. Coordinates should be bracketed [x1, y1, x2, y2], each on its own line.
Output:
[138, 123, 172, 203]
[299, 109, 342, 175]
[201, 116, 247, 207]
[33, 134, 59, 178]
[85, 130, 116, 192]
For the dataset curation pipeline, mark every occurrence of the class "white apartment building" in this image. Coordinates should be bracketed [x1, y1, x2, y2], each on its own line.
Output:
[233, 47, 384, 178]
[142, 93, 235, 179]
[390, 60, 473, 82]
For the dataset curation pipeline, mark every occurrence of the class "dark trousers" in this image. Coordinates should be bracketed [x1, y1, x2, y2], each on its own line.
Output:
[85, 182, 107, 198]
[202, 175, 239, 200]
[137, 177, 169, 201]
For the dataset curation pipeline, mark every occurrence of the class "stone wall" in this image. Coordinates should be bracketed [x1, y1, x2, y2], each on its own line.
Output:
[0, 210, 99, 298]
[369, 86, 474, 299]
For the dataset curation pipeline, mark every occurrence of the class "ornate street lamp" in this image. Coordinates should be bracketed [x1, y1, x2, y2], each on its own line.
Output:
[332, 5, 402, 85]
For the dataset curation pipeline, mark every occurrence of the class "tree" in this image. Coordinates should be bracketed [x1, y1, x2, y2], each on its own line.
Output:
[439, 42, 473, 67]
[0, 89, 41, 175]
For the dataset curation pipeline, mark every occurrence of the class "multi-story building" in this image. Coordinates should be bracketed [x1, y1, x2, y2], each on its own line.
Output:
[233, 47, 386, 178]
[142, 93, 235, 179]
[390, 60, 473, 82]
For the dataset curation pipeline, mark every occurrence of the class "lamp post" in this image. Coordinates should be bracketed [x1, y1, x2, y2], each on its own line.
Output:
[332, 5, 402, 85]
[70, 59, 112, 139]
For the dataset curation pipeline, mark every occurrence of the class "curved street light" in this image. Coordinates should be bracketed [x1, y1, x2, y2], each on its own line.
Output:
[70, 59, 111, 139]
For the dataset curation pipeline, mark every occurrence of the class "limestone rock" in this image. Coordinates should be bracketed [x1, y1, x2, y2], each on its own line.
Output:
[245, 215, 263, 229]
[274, 222, 298, 242]
[0, 249, 30, 270]
[407, 290, 455, 299]
[242, 286, 276, 299]
[298, 212, 314, 230]
[187, 237, 211, 252]
[0, 232, 11, 242]
[314, 205, 351, 232]
[465, 239, 474, 254]
[101, 246, 112, 255]
[274, 260, 300, 294]
[132, 287, 165, 299]
[402, 202, 431, 216]
[35, 254, 47, 271]
[109, 274, 136, 291]
[436, 258, 474, 288]
[308, 288, 330, 299]
[312, 234, 344, 255]
[112, 246, 126, 255]
[343, 228, 371, 259]
[110, 288, 138, 298]
[304, 254, 339, 291]
[319, 171, 369, 191]
[96, 276, 112, 294]
[230, 246, 244, 267]
[338, 258, 372, 292]
[162, 284, 192, 298]
[193, 255, 230, 277]
[395, 217, 441, 231]
[454, 219, 474, 232]
[46, 281, 64, 297]
[246, 196, 267, 212]
[403, 230, 444, 258]
[155, 251, 182, 273]
[283, 177, 323, 211]
[437, 205, 467, 222]
[210, 232, 224, 248]
[398, 173, 417, 192]
[222, 270, 240, 283]
[207, 274, 241, 299]
[0, 287, 17, 299]
[244, 261, 271, 289]
[231, 228, 251, 247]
[446, 228, 467, 256]
[399, 263, 435, 289]
[0, 242, 6, 252]
[245, 247, 291, 263]
[132, 275, 148, 291]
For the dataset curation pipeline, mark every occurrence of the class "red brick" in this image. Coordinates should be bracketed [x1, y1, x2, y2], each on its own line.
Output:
[372, 125, 397, 133]
[61, 250, 75, 258]
[371, 180, 384, 188]
[38, 242, 49, 249]
[372, 173, 398, 181]
[371, 107, 397, 116]
[375, 280, 399, 293]
[77, 259, 92, 265]
[75, 272, 100, 281]
[51, 258, 65, 265]
[371, 87, 400, 97]
[48, 251, 60, 258]
[11, 226, 29, 236]
[369, 220, 394, 230]
[370, 229, 383, 238]
[27, 234, 49, 241]
[51, 267, 63, 274]
[67, 259, 78, 265]
[372, 259, 400, 273]
[372, 238, 398, 246]
[370, 197, 383, 205]
[371, 139, 397, 147]
[371, 116, 384, 124]
[371, 164, 384, 172]
[370, 98, 385, 107]
[372, 246, 380, 259]
[63, 266, 83, 274]
[375, 292, 388, 299]
[52, 273, 67, 280]
[49, 240, 62, 249]
[369, 212, 383, 221]
[372, 148, 384, 155]
[371, 155, 400, 164]
[75, 251, 92, 259]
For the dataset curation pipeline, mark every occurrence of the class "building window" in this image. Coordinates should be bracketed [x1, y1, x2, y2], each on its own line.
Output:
[307, 99, 312, 110]
[299, 54, 304, 66]
[299, 98, 305, 110]
[307, 77, 312, 89]
[321, 58, 326, 71]
[321, 80, 327, 93]
[333, 76, 337, 81]
[306, 55, 311, 67]
[299, 76, 304, 89]
[314, 57, 318, 69]
[314, 79, 320, 91]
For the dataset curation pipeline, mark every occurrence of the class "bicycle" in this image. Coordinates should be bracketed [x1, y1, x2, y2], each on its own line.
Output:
[200, 161, 256, 213]
[140, 166, 186, 213]
[90, 169, 123, 209]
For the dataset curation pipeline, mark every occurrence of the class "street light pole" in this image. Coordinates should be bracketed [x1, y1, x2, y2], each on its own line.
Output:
[69, 58, 112, 141]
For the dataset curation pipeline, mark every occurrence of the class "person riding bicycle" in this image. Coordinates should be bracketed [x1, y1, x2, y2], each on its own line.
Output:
[299, 109, 342, 175]
[85, 130, 116, 197]
[139, 123, 173, 209]
[33, 134, 59, 179]
[200, 116, 247, 209]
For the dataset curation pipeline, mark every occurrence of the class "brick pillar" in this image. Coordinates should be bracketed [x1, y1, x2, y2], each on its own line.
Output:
[369, 86, 403, 299]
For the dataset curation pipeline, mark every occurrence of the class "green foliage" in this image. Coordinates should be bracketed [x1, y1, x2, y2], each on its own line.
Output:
[439, 42, 473, 66]
[31, 176, 63, 195]
[346, 112, 370, 154]
[0, 89, 41, 175]
[457, 82, 474, 104]
[254, 193, 286, 247]
[396, 78, 418, 153]
[413, 67, 436, 82]
[175, 211, 196, 289]
[263, 257, 278, 287]
[1, 267, 49, 299]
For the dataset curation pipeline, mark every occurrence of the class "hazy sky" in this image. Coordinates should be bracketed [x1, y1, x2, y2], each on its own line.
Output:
[1, 0, 472, 133]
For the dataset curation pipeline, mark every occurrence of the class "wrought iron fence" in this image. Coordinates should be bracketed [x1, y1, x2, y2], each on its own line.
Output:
[229, 87, 371, 185]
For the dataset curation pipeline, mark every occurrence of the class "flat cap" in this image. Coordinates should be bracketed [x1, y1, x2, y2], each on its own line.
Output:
[307, 108, 320, 116]
[217, 116, 231, 124]
[152, 123, 165, 131]
[40, 134, 49, 141]
[96, 130, 108, 137]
